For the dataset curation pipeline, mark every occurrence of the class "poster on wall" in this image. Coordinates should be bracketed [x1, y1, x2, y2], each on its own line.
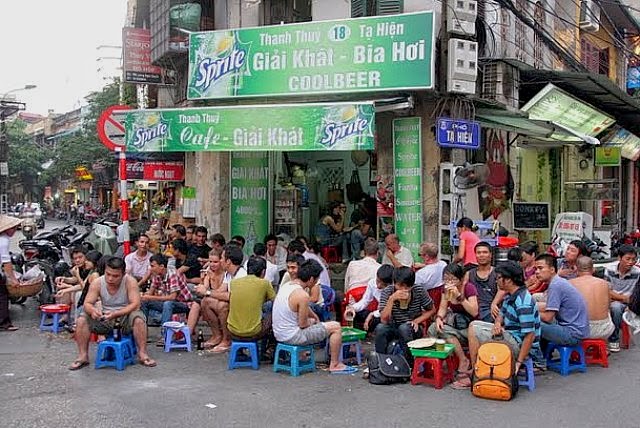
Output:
[230, 152, 270, 256]
[376, 174, 394, 240]
[393, 117, 423, 257]
[550, 211, 593, 257]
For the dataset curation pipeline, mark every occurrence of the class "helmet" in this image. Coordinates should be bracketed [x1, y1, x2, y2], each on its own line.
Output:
[53, 261, 71, 278]
[10, 253, 24, 267]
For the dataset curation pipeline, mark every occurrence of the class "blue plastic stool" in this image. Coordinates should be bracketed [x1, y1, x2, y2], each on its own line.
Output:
[163, 323, 192, 352]
[327, 340, 362, 364]
[228, 341, 260, 370]
[273, 343, 316, 376]
[95, 337, 135, 371]
[518, 358, 536, 391]
[545, 342, 587, 376]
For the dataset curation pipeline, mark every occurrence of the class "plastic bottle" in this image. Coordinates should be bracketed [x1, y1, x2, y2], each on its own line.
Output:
[197, 329, 204, 351]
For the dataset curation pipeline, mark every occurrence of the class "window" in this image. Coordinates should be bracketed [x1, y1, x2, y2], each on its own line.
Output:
[351, 0, 403, 18]
[533, 1, 546, 69]
[580, 37, 609, 76]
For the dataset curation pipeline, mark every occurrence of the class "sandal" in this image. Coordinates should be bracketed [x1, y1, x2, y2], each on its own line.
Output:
[211, 344, 231, 353]
[0, 325, 18, 332]
[69, 360, 90, 371]
[139, 357, 157, 367]
[451, 377, 472, 389]
[203, 339, 221, 349]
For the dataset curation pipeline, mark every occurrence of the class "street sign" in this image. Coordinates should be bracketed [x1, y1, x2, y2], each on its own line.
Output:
[436, 117, 480, 149]
[97, 105, 132, 151]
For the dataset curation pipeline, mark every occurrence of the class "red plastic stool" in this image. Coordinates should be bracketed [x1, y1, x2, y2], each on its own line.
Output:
[39, 304, 70, 334]
[622, 322, 631, 349]
[581, 338, 608, 368]
[411, 355, 456, 389]
[321, 246, 340, 264]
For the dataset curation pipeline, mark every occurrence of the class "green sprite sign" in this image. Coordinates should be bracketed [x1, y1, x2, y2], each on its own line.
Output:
[187, 12, 434, 99]
[230, 152, 270, 256]
[393, 117, 423, 257]
[595, 146, 621, 166]
[124, 102, 374, 152]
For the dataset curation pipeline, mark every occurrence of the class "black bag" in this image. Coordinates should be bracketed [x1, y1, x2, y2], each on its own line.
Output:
[346, 170, 364, 203]
[367, 351, 411, 385]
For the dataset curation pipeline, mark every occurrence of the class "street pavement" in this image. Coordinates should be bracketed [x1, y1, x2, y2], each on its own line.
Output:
[3, 221, 640, 427]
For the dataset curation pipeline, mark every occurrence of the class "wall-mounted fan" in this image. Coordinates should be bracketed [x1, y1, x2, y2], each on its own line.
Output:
[453, 162, 489, 189]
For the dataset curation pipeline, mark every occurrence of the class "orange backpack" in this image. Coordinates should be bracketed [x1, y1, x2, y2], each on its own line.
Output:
[471, 340, 519, 401]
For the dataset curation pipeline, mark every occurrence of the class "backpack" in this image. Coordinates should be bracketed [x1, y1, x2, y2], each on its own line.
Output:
[367, 351, 411, 385]
[471, 339, 519, 401]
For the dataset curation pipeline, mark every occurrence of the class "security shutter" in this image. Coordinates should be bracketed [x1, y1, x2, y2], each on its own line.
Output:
[351, 0, 367, 17]
[376, 0, 403, 15]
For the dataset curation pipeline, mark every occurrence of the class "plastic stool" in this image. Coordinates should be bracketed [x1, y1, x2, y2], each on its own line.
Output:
[163, 323, 192, 352]
[95, 336, 135, 371]
[411, 355, 456, 389]
[545, 342, 587, 376]
[621, 322, 632, 349]
[327, 340, 362, 364]
[228, 341, 259, 370]
[518, 358, 536, 391]
[39, 304, 70, 334]
[582, 338, 608, 367]
[320, 246, 340, 264]
[273, 343, 316, 376]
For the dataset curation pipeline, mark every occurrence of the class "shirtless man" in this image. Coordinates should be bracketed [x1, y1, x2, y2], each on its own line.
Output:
[569, 256, 614, 340]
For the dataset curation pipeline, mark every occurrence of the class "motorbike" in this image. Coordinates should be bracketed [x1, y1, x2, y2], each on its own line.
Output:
[8, 252, 56, 305]
[21, 213, 36, 240]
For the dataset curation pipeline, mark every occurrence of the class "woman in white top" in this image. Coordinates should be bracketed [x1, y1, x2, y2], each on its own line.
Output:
[0, 215, 23, 331]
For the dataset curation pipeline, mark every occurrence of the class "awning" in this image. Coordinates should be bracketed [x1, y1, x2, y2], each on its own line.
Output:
[475, 109, 598, 146]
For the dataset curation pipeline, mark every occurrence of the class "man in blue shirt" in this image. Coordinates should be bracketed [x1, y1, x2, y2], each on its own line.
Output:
[535, 254, 590, 346]
[467, 261, 544, 378]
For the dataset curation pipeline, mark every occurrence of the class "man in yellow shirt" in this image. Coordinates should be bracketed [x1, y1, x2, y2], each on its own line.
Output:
[227, 256, 276, 342]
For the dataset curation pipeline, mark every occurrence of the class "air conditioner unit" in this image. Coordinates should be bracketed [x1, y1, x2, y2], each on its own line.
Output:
[579, 0, 601, 32]
[481, 62, 519, 110]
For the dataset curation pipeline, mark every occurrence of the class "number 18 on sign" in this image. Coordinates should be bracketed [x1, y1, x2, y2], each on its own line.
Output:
[436, 117, 480, 149]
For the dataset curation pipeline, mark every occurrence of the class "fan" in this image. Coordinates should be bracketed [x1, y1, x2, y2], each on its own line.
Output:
[453, 162, 489, 189]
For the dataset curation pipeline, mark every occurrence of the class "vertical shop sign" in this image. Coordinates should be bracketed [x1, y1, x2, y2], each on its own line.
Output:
[230, 152, 270, 255]
[393, 117, 423, 257]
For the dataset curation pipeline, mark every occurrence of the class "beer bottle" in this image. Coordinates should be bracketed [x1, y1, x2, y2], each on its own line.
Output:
[197, 329, 204, 351]
[114, 320, 122, 342]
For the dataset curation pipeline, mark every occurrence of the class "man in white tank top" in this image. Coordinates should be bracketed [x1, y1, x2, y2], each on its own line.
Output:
[69, 257, 156, 370]
[272, 259, 357, 374]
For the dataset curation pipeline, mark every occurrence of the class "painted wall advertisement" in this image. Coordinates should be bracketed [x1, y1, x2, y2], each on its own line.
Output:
[124, 102, 375, 152]
[187, 12, 434, 99]
[393, 117, 423, 257]
[230, 152, 270, 255]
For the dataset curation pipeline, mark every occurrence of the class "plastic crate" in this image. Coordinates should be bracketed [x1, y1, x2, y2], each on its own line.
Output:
[409, 343, 455, 359]
[341, 327, 366, 342]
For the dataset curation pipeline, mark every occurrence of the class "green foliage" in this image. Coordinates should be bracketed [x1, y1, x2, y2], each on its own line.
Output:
[6, 120, 47, 198]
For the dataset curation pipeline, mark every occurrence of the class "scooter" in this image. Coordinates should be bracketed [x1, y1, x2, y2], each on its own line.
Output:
[21, 213, 36, 240]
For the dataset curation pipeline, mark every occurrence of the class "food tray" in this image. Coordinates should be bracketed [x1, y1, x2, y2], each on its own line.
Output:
[410, 343, 455, 358]
[341, 327, 366, 341]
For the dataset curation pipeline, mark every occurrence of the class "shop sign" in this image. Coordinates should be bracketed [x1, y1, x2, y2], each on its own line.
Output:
[393, 117, 423, 258]
[122, 28, 162, 84]
[124, 102, 375, 152]
[230, 152, 270, 256]
[522, 83, 615, 139]
[125, 160, 185, 181]
[187, 12, 434, 100]
[594, 146, 621, 167]
[628, 66, 640, 90]
[550, 212, 593, 257]
[605, 127, 640, 161]
[436, 117, 480, 149]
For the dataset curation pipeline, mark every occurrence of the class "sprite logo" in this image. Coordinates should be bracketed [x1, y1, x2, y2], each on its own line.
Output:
[195, 35, 246, 91]
[320, 106, 369, 147]
[132, 115, 169, 149]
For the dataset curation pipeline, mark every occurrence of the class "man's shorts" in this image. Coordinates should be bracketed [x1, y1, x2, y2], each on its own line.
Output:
[470, 320, 521, 355]
[81, 310, 146, 336]
[286, 323, 329, 346]
[589, 316, 615, 340]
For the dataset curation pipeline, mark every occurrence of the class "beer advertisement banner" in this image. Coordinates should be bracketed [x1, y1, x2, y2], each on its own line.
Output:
[187, 12, 434, 99]
[229, 152, 270, 256]
[393, 117, 423, 258]
[126, 160, 185, 181]
[124, 102, 375, 152]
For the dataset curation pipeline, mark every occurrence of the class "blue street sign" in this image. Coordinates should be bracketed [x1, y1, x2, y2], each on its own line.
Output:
[436, 117, 481, 149]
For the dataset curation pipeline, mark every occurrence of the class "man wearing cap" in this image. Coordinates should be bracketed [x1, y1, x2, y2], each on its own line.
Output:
[0, 215, 23, 331]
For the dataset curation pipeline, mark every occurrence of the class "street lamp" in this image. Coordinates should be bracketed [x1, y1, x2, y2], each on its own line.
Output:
[0, 84, 37, 213]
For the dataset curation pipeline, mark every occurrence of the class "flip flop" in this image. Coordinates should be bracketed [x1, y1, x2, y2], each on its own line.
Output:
[451, 377, 472, 389]
[203, 340, 221, 349]
[0, 325, 18, 332]
[211, 344, 231, 353]
[139, 357, 157, 367]
[330, 366, 358, 375]
[69, 360, 90, 371]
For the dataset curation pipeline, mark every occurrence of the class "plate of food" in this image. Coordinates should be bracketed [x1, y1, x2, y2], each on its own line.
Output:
[407, 337, 437, 349]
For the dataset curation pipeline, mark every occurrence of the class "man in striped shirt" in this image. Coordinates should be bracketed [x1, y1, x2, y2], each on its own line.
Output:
[468, 261, 544, 375]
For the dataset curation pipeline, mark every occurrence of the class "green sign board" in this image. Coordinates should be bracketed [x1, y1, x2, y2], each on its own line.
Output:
[187, 12, 434, 99]
[393, 117, 423, 258]
[124, 102, 375, 152]
[595, 146, 621, 166]
[230, 152, 270, 256]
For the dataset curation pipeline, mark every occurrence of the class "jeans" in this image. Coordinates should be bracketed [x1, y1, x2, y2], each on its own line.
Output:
[141, 300, 189, 326]
[609, 301, 627, 342]
[349, 229, 365, 260]
[541, 321, 579, 346]
[374, 322, 422, 361]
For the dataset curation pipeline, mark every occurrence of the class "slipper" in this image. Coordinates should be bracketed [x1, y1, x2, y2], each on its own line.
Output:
[330, 366, 358, 375]
[69, 360, 90, 371]
[211, 344, 230, 353]
[0, 325, 18, 332]
[139, 357, 157, 367]
[451, 377, 472, 389]
[203, 340, 221, 349]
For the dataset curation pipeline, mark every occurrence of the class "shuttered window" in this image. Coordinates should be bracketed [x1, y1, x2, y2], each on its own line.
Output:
[351, 0, 403, 18]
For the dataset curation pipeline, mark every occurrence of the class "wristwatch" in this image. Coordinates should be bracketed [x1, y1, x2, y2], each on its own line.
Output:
[205, 290, 212, 297]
